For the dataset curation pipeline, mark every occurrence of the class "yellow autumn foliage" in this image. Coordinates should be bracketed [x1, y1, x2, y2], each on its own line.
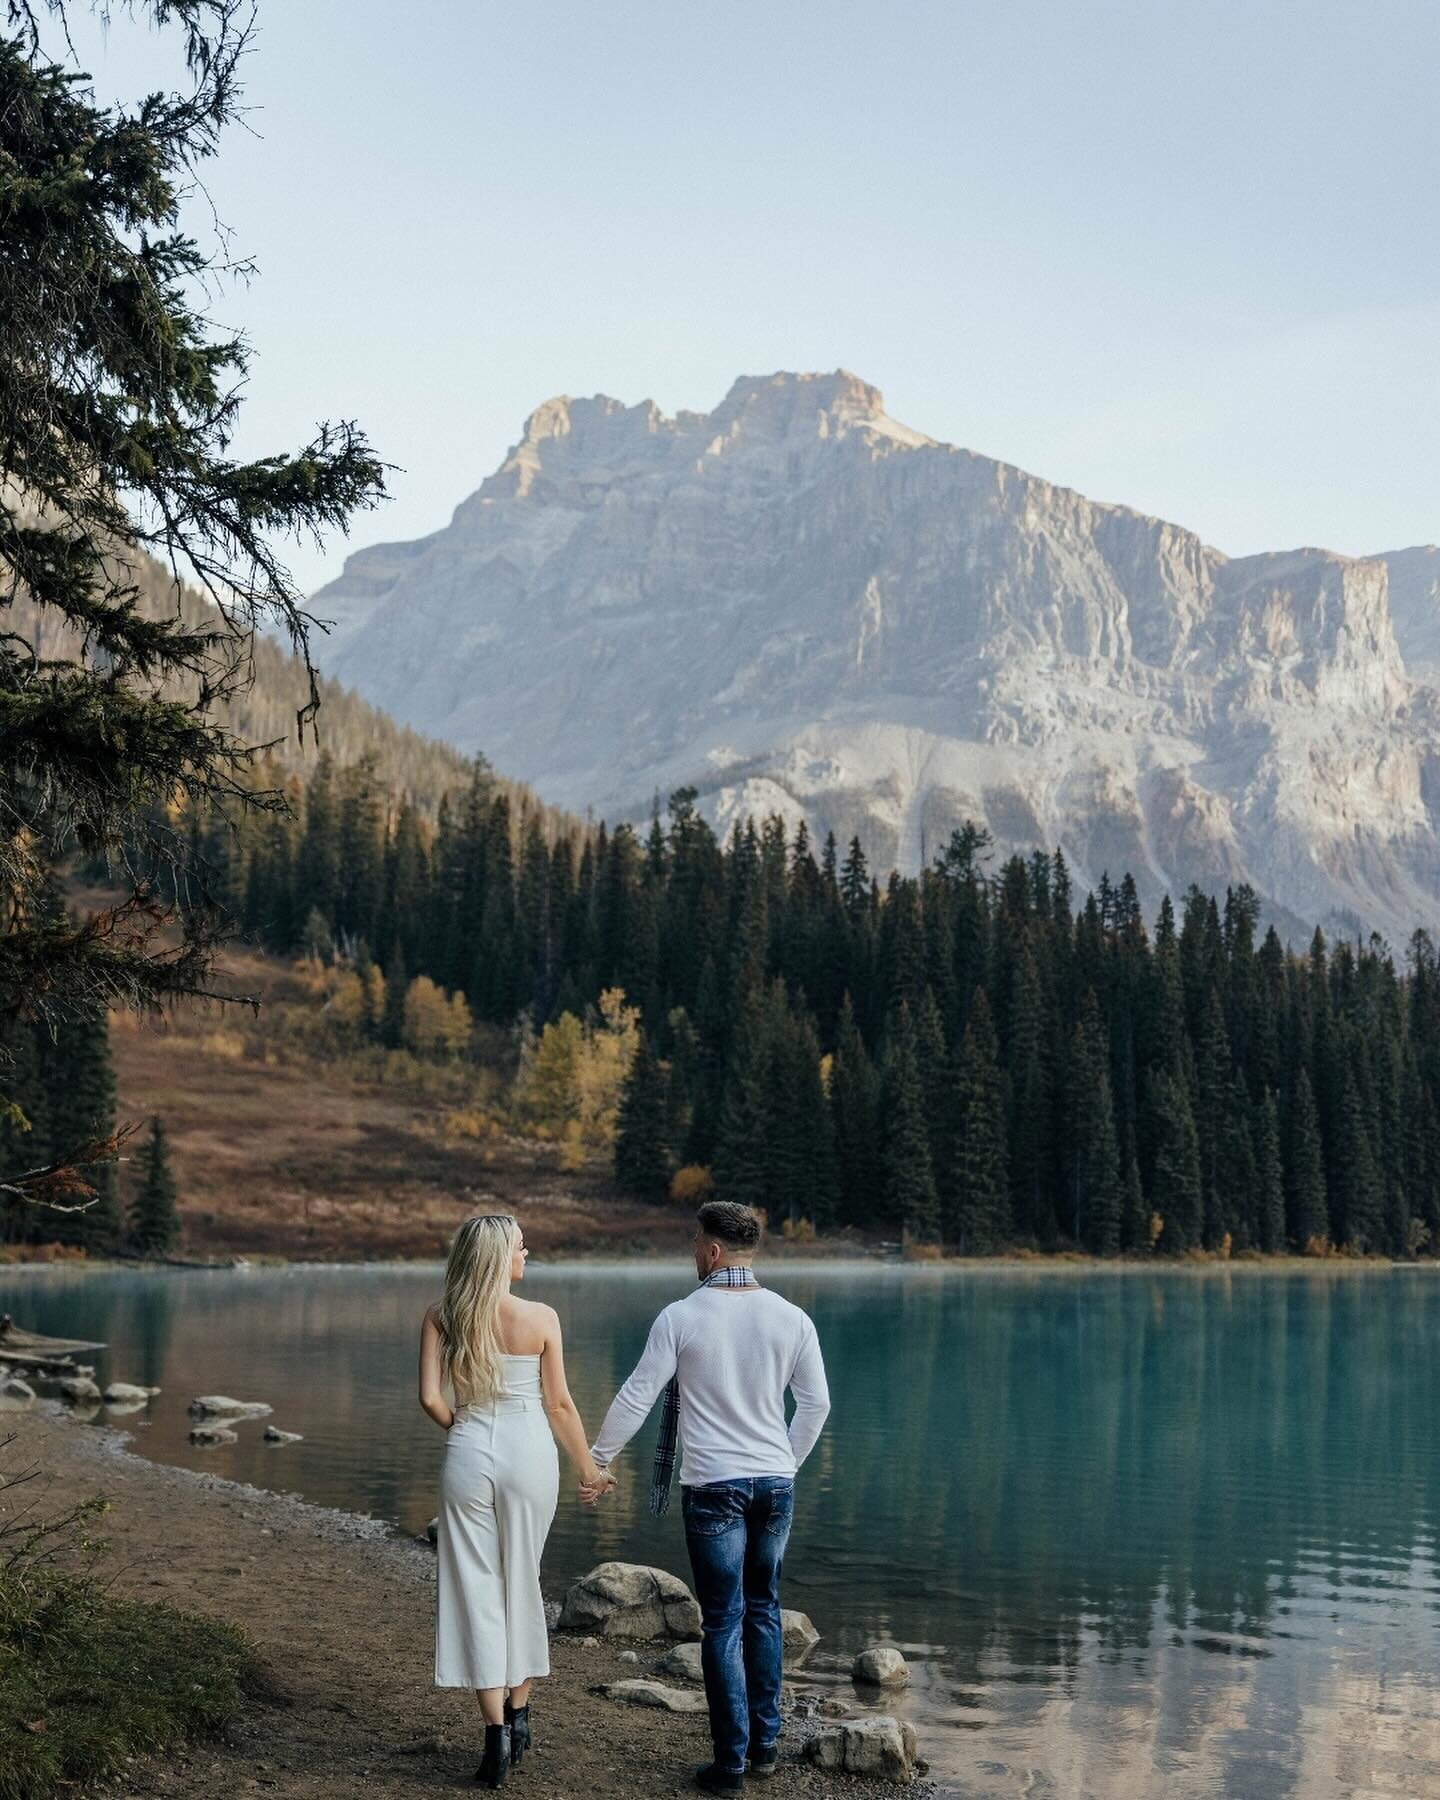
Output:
[512, 988, 641, 1154]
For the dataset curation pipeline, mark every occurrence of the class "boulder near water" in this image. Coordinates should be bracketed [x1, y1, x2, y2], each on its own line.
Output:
[103, 1382, 159, 1403]
[807, 1716, 919, 1783]
[653, 1641, 704, 1682]
[57, 1375, 102, 1403]
[263, 1426, 303, 1443]
[852, 1644, 911, 1686]
[0, 1375, 35, 1410]
[781, 1608, 820, 1662]
[558, 1563, 702, 1641]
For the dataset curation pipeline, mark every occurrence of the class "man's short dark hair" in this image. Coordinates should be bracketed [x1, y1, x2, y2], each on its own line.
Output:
[697, 1200, 762, 1251]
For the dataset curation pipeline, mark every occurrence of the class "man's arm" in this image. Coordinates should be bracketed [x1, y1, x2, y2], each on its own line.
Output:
[588, 1307, 680, 1468]
[787, 1318, 831, 1467]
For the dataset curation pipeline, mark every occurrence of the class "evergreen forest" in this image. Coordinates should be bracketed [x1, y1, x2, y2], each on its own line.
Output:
[31, 751, 1427, 1264]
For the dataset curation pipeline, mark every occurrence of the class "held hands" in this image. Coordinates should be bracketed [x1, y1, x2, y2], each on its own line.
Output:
[579, 1464, 618, 1507]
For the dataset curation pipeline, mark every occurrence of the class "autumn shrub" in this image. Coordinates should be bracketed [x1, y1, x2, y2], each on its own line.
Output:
[670, 1165, 715, 1205]
[512, 990, 640, 1153]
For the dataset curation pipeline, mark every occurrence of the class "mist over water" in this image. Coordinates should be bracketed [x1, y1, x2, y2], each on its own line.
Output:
[7, 1261, 1440, 1798]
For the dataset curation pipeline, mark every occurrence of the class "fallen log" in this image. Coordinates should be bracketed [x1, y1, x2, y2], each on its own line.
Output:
[0, 1317, 107, 1356]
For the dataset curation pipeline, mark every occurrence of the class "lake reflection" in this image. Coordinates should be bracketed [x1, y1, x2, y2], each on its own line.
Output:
[6, 1261, 1440, 1798]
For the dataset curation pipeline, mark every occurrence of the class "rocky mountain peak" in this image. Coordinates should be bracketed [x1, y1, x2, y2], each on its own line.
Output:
[712, 368, 885, 428]
[313, 376, 1440, 943]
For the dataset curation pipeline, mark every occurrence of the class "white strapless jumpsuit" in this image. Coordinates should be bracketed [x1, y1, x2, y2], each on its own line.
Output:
[434, 1353, 559, 1689]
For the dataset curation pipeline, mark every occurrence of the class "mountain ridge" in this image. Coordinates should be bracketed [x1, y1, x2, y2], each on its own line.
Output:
[312, 371, 1440, 944]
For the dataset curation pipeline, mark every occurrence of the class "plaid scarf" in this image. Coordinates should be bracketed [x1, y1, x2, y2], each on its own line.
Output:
[649, 1264, 759, 1516]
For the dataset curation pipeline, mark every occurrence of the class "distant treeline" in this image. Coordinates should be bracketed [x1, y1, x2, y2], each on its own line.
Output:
[166, 754, 1440, 1260]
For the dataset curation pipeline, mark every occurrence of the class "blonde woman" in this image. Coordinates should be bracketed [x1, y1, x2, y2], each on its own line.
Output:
[420, 1213, 616, 1788]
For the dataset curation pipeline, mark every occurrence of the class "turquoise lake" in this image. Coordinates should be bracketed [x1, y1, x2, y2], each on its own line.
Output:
[5, 1261, 1439, 1798]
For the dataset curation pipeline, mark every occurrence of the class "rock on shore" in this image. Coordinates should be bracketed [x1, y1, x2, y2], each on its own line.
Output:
[599, 1678, 709, 1714]
[0, 1374, 35, 1410]
[559, 1563, 702, 1641]
[782, 1608, 820, 1662]
[808, 1716, 919, 1782]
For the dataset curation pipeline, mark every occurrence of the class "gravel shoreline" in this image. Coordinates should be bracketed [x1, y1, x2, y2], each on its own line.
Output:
[7, 1403, 934, 1797]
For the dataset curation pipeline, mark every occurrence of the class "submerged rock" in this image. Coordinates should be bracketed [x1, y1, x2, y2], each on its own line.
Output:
[853, 1645, 910, 1686]
[189, 1423, 239, 1446]
[263, 1426, 303, 1443]
[558, 1562, 702, 1641]
[187, 1395, 272, 1419]
[103, 1382, 160, 1403]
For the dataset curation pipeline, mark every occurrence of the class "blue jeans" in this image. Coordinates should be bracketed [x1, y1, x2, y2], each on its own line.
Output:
[681, 1476, 794, 1775]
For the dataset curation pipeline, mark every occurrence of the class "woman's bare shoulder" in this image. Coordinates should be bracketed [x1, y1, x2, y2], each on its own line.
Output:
[491, 1294, 549, 1355]
[503, 1295, 558, 1340]
[422, 1301, 443, 1329]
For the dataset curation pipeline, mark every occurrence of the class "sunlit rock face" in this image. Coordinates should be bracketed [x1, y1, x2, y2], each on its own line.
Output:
[313, 371, 1440, 944]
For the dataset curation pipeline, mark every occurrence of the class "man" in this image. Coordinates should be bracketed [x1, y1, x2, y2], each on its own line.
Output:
[584, 1199, 831, 1793]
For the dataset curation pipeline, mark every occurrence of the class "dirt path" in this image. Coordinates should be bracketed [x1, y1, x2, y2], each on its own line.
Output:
[9, 1408, 921, 1798]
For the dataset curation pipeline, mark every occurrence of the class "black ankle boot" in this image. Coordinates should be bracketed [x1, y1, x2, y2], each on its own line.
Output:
[475, 1722, 511, 1788]
[504, 1699, 531, 1766]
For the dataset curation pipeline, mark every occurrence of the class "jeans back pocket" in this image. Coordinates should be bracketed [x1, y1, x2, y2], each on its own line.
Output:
[682, 1482, 747, 1537]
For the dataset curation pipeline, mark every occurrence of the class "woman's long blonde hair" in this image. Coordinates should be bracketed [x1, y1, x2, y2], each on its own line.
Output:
[437, 1213, 519, 1407]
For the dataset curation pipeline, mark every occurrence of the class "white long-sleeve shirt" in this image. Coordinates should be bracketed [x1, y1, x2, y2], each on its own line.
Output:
[590, 1284, 831, 1488]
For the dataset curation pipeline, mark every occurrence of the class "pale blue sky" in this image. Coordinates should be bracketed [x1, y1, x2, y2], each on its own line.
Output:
[68, 1, 1439, 597]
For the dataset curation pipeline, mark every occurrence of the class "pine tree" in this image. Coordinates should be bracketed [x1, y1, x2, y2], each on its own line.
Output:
[1285, 1067, 1329, 1248]
[1121, 1152, 1147, 1252]
[712, 990, 771, 1212]
[1150, 1068, 1202, 1251]
[1331, 1059, 1383, 1251]
[1083, 1065, 1123, 1255]
[614, 1031, 671, 1200]
[43, 1005, 121, 1252]
[830, 995, 883, 1230]
[1063, 991, 1121, 1249]
[948, 989, 1009, 1252]
[912, 985, 951, 1187]
[130, 1117, 181, 1257]
[839, 837, 871, 922]
[1194, 985, 1231, 1246]
[764, 996, 836, 1228]
[1216, 1082, 1258, 1248]
[1254, 1090, 1286, 1253]
[881, 1005, 939, 1242]
[1007, 943, 1054, 1242]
